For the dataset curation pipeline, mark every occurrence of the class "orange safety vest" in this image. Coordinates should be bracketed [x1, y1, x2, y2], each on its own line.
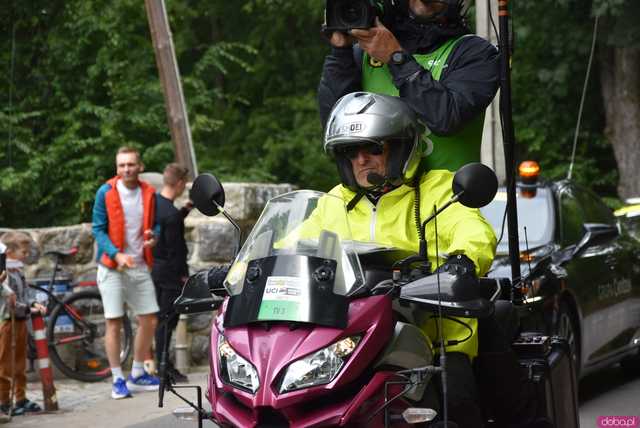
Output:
[99, 176, 156, 269]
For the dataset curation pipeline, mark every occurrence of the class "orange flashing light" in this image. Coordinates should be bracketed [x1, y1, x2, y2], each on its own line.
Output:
[519, 161, 540, 179]
[520, 252, 534, 263]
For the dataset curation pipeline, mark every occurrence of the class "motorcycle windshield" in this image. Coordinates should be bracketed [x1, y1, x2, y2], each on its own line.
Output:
[223, 190, 365, 328]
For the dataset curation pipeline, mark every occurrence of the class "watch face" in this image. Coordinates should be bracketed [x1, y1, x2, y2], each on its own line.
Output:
[392, 51, 406, 65]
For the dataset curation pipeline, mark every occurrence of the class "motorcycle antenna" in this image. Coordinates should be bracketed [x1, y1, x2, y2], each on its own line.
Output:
[433, 205, 449, 427]
[497, 0, 522, 287]
[567, 14, 600, 180]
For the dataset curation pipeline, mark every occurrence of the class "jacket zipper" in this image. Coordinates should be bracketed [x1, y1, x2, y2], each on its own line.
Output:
[366, 199, 380, 242]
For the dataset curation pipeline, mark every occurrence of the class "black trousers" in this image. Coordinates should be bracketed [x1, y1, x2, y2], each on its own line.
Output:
[436, 303, 524, 428]
[154, 285, 182, 366]
[437, 352, 484, 428]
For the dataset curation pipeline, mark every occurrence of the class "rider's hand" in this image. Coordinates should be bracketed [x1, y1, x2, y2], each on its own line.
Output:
[207, 265, 231, 295]
[437, 254, 476, 277]
[114, 252, 135, 270]
[350, 18, 402, 64]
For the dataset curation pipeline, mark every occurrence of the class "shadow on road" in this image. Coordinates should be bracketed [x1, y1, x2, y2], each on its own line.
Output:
[579, 364, 638, 403]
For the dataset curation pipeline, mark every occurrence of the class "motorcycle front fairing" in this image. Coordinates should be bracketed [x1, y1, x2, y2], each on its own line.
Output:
[222, 190, 368, 330]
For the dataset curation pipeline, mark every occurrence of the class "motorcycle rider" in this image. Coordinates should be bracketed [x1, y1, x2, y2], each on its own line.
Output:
[320, 91, 494, 427]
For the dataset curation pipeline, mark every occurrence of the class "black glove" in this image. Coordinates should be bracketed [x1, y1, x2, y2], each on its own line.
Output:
[436, 254, 476, 277]
[206, 264, 231, 295]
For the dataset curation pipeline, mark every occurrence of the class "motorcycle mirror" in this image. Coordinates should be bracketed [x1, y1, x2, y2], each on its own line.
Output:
[190, 173, 225, 217]
[452, 163, 498, 208]
[174, 273, 223, 314]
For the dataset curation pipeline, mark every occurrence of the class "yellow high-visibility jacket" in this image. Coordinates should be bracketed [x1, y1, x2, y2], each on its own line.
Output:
[306, 169, 497, 357]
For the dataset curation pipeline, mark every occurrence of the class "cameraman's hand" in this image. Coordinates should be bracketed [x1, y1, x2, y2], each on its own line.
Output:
[329, 31, 356, 48]
[351, 18, 402, 64]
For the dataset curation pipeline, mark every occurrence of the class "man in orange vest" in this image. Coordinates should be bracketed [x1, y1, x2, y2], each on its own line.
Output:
[92, 146, 161, 399]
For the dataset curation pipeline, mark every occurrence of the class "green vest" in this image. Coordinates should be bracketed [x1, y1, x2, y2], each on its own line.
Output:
[362, 36, 485, 172]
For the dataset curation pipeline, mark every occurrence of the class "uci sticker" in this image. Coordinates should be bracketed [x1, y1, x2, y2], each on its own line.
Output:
[258, 276, 304, 321]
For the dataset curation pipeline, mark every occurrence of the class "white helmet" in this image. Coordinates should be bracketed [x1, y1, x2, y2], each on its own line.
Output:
[324, 92, 424, 191]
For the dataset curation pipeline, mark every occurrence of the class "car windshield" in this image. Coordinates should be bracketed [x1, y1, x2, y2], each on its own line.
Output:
[480, 188, 555, 254]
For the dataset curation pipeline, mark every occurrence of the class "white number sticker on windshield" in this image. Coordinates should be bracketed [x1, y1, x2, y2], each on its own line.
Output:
[258, 276, 306, 321]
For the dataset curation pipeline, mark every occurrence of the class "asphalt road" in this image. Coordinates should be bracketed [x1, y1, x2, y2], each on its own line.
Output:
[7, 366, 640, 427]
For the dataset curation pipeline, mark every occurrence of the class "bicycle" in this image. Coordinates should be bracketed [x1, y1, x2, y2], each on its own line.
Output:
[28, 248, 133, 382]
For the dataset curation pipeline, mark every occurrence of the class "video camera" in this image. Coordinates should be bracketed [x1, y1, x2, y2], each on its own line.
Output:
[324, 0, 386, 32]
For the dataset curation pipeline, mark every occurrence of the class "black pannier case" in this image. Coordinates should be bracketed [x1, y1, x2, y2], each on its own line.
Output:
[513, 335, 580, 428]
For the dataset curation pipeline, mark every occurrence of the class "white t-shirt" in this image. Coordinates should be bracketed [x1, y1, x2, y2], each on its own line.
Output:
[116, 180, 145, 266]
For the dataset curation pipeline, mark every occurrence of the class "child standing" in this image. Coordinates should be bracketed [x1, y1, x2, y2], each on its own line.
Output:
[0, 232, 45, 416]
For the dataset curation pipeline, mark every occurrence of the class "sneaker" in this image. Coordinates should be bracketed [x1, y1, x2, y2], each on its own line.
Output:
[112, 378, 132, 399]
[0, 403, 25, 416]
[126, 372, 160, 392]
[14, 399, 41, 413]
[168, 367, 189, 384]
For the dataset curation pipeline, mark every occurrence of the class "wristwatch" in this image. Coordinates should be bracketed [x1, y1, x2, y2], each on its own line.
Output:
[390, 50, 410, 66]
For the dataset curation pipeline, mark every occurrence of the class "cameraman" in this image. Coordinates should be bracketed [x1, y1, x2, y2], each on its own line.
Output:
[318, 0, 499, 173]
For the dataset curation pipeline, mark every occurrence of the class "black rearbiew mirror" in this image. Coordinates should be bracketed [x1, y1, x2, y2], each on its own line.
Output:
[174, 273, 223, 314]
[453, 163, 499, 208]
[572, 223, 619, 257]
[191, 173, 225, 217]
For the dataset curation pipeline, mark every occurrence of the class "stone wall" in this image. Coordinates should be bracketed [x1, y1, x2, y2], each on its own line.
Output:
[1, 179, 294, 368]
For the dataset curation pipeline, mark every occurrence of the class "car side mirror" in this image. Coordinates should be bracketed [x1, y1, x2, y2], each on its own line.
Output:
[174, 273, 223, 314]
[190, 173, 225, 217]
[453, 163, 499, 209]
[572, 223, 619, 257]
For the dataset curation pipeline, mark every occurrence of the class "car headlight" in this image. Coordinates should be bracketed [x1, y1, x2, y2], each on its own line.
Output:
[279, 335, 361, 393]
[218, 335, 260, 393]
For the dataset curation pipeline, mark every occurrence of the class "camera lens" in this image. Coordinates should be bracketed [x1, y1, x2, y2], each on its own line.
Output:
[339, 1, 367, 25]
[326, 0, 374, 31]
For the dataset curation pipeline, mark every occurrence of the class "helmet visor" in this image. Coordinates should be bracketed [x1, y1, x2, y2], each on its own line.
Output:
[335, 142, 385, 160]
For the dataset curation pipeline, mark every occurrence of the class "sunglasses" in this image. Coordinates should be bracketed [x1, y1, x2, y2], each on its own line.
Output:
[338, 143, 385, 160]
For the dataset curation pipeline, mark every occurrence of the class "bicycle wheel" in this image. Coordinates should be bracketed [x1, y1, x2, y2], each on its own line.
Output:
[46, 290, 133, 382]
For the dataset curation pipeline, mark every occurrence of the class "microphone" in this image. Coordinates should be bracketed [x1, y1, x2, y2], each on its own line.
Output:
[366, 172, 386, 187]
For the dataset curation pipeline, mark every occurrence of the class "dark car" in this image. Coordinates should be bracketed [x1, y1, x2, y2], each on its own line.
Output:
[480, 161, 640, 378]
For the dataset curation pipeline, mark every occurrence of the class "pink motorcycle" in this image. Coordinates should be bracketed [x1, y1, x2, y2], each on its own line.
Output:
[160, 164, 579, 428]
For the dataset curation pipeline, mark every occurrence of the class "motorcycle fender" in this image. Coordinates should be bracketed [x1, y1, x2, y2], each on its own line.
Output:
[372, 321, 433, 401]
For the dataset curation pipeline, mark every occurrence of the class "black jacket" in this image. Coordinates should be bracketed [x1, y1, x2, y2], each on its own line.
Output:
[152, 194, 190, 288]
[317, 26, 499, 136]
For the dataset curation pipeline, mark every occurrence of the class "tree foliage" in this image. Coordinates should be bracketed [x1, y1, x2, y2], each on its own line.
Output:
[1, 0, 638, 227]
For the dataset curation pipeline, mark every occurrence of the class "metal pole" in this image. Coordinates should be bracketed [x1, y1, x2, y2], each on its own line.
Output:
[174, 314, 189, 373]
[497, 0, 522, 286]
[144, 0, 198, 180]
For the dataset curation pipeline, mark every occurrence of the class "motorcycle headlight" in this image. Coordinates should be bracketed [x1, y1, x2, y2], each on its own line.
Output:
[218, 335, 260, 393]
[279, 335, 361, 393]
